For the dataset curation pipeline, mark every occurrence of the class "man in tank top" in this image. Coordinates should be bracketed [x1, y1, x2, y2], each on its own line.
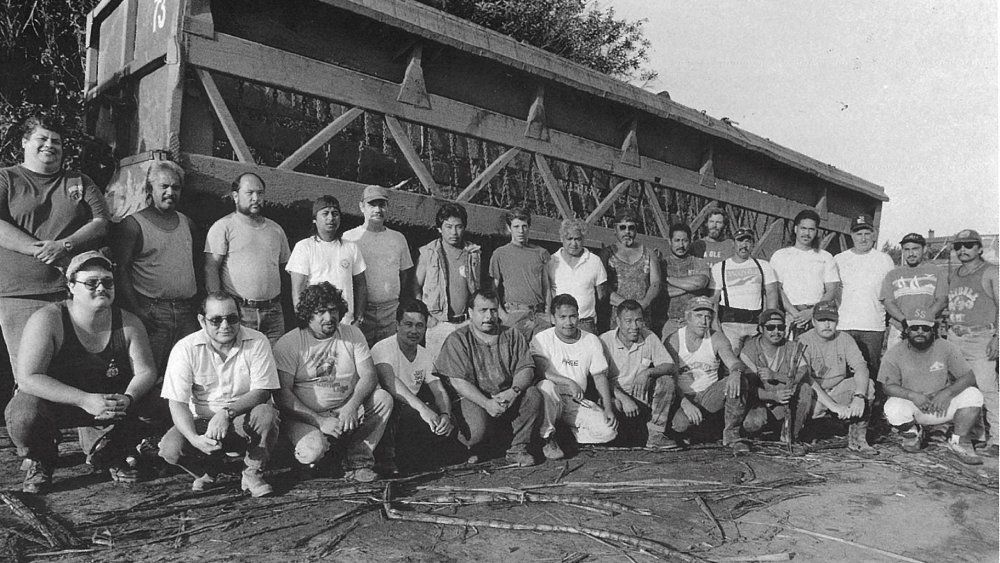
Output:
[4, 252, 157, 493]
[946, 229, 999, 454]
[113, 160, 200, 383]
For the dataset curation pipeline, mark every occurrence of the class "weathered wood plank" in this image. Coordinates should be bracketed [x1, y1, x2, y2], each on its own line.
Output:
[120, 0, 137, 68]
[533, 154, 573, 220]
[586, 179, 632, 225]
[753, 218, 784, 258]
[643, 181, 671, 238]
[456, 147, 520, 203]
[384, 115, 442, 197]
[525, 86, 548, 141]
[699, 145, 715, 188]
[620, 120, 639, 167]
[820, 231, 837, 250]
[184, 33, 857, 233]
[194, 68, 255, 163]
[277, 107, 364, 170]
[397, 44, 430, 109]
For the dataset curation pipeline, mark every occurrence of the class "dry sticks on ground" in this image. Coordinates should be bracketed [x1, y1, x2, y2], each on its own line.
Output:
[0, 491, 80, 549]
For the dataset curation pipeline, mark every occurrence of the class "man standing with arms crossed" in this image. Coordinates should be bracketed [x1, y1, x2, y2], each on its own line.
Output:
[770, 209, 840, 339]
[946, 229, 999, 455]
[881, 232, 949, 343]
[204, 173, 290, 344]
[490, 208, 551, 341]
[343, 185, 413, 346]
[657, 223, 710, 338]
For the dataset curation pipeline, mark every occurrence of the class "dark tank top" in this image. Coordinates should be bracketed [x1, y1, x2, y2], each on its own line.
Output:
[49, 302, 133, 394]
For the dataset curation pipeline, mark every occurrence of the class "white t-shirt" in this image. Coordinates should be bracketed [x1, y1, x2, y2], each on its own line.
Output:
[371, 336, 438, 394]
[710, 257, 776, 310]
[834, 249, 895, 331]
[530, 327, 608, 389]
[286, 236, 366, 322]
[547, 249, 607, 319]
[769, 247, 840, 306]
[342, 226, 413, 304]
[273, 325, 372, 412]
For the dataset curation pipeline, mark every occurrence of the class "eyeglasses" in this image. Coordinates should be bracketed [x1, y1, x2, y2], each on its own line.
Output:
[205, 314, 241, 327]
[616, 224, 637, 232]
[907, 325, 934, 333]
[953, 242, 978, 250]
[763, 324, 786, 332]
[73, 277, 114, 290]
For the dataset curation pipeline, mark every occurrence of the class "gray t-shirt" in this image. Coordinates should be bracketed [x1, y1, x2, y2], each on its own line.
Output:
[205, 212, 290, 300]
[343, 226, 412, 304]
[489, 243, 549, 307]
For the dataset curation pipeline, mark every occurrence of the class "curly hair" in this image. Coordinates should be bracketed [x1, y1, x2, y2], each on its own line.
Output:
[295, 282, 349, 328]
[20, 115, 66, 140]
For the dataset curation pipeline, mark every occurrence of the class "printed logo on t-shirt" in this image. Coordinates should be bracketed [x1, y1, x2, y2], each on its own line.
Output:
[340, 259, 351, 270]
[67, 178, 84, 202]
[948, 286, 979, 325]
[724, 270, 761, 287]
[929, 361, 946, 372]
[561, 358, 580, 367]
[459, 265, 467, 278]
[413, 369, 426, 386]
[890, 274, 937, 298]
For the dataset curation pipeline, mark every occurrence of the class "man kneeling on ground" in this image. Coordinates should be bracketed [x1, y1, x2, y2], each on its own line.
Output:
[6, 251, 157, 493]
[274, 282, 392, 483]
[533, 294, 619, 459]
[433, 289, 544, 467]
[373, 300, 458, 475]
[881, 310, 983, 465]
[159, 291, 280, 497]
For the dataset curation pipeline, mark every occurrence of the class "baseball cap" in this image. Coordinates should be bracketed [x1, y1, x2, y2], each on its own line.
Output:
[758, 308, 784, 325]
[953, 229, 982, 245]
[850, 214, 874, 232]
[66, 250, 113, 279]
[899, 232, 926, 246]
[905, 309, 936, 327]
[362, 185, 389, 204]
[312, 195, 341, 216]
[734, 227, 755, 241]
[685, 296, 715, 314]
[813, 300, 839, 322]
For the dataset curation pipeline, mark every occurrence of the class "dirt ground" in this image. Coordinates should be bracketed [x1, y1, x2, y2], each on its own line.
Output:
[0, 427, 996, 563]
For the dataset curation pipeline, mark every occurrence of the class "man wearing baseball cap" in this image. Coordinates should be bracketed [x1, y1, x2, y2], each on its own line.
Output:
[709, 226, 779, 355]
[344, 185, 414, 346]
[797, 300, 877, 453]
[4, 251, 158, 492]
[834, 214, 894, 385]
[880, 232, 948, 343]
[946, 228, 999, 454]
[656, 296, 752, 453]
[880, 309, 983, 464]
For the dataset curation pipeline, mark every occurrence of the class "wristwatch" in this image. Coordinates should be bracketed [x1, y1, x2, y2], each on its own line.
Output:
[852, 393, 867, 402]
[62, 240, 73, 253]
[222, 407, 236, 420]
[511, 385, 523, 396]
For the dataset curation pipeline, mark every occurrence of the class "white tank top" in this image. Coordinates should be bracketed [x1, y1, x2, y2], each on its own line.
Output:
[676, 327, 719, 394]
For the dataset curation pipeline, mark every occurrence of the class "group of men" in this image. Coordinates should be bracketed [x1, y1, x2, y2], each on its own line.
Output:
[1, 116, 996, 498]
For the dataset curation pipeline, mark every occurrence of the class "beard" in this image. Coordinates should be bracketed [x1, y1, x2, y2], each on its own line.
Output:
[907, 333, 934, 350]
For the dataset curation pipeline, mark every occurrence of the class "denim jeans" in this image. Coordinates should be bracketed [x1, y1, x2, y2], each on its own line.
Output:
[846, 330, 886, 382]
[158, 404, 280, 473]
[361, 300, 399, 347]
[453, 386, 543, 455]
[663, 375, 750, 445]
[283, 388, 392, 469]
[240, 302, 285, 345]
[134, 294, 199, 378]
[949, 328, 999, 444]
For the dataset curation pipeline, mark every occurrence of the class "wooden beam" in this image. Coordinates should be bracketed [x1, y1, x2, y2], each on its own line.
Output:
[120, 0, 138, 68]
[397, 44, 431, 109]
[586, 179, 633, 225]
[456, 147, 520, 203]
[752, 218, 784, 258]
[820, 231, 837, 250]
[277, 107, 364, 170]
[533, 153, 573, 219]
[838, 234, 849, 253]
[699, 145, 716, 188]
[816, 186, 829, 219]
[383, 115, 441, 197]
[195, 69, 254, 163]
[524, 86, 548, 141]
[182, 153, 673, 255]
[643, 181, 671, 238]
[183, 0, 215, 39]
[183, 33, 857, 233]
[620, 120, 639, 167]
[85, 13, 98, 92]
[690, 200, 721, 233]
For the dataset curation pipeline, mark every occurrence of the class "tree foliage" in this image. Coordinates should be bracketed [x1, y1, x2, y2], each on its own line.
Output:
[416, 0, 656, 82]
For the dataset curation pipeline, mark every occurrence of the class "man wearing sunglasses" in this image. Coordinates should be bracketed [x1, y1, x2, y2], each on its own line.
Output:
[739, 309, 812, 449]
[600, 208, 661, 332]
[159, 292, 281, 497]
[5, 251, 157, 493]
[946, 229, 999, 455]
[881, 310, 983, 465]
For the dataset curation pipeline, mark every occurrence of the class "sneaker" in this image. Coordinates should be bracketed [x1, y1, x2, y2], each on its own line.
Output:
[847, 441, 878, 455]
[981, 443, 1000, 457]
[947, 440, 983, 466]
[900, 427, 923, 453]
[21, 459, 53, 494]
[542, 437, 565, 461]
[109, 466, 139, 484]
[730, 441, 751, 455]
[240, 469, 274, 497]
[646, 433, 683, 450]
[504, 449, 537, 467]
[191, 473, 216, 492]
[344, 467, 379, 483]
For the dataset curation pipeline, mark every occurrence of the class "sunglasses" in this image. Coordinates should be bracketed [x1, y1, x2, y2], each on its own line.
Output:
[205, 314, 241, 327]
[763, 324, 786, 332]
[616, 224, 637, 232]
[73, 277, 114, 290]
[952, 242, 978, 250]
[907, 325, 934, 333]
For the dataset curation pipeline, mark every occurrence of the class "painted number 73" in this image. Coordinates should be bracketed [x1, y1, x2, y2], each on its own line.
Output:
[153, 0, 168, 30]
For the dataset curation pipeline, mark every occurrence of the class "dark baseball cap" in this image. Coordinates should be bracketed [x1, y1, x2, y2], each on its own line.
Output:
[685, 296, 715, 314]
[953, 229, 983, 245]
[734, 227, 755, 241]
[899, 232, 926, 246]
[813, 300, 839, 322]
[758, 308, 784, 325]
[850, 214, 874, 232]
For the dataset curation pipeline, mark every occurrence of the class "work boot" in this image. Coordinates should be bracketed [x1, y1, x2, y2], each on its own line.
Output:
[899, 425, 923, 453]
[847, 421, 878, 455]
[647, 433, 683, 450]
[730, 441, 751, 455]
[542, 436, 565, 461]
[344, 467, 379, 483]
[191, 473, 216, 492]
[241, 469, 274, 497]
[504, 447, 537, 467]
[947, 438, 983, 466]
[21, 459, 53, 494]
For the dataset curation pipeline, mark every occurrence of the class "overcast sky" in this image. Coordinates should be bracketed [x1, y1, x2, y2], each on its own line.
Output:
[604, 0, 998, 246]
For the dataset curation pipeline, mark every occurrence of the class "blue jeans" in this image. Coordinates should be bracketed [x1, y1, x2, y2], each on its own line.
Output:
[240, 302, 285, 344]
[135, 294, 200, 377]
[158, 404, 280, 473]
[949, 328, 999, 444]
